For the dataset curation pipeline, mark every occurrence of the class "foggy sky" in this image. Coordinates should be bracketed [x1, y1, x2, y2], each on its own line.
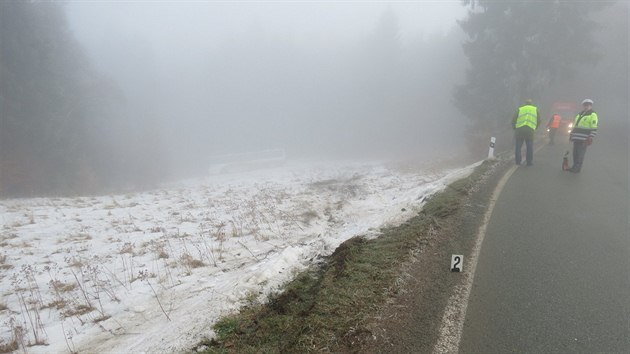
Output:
[63, 2, 469, 173]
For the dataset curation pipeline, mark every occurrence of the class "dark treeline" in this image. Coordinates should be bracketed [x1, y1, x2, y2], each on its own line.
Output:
[0, 1, 160, 197]
[3, 3, 470, 196]
[2, 1, 625, 197]
[455, 0, 628, 153]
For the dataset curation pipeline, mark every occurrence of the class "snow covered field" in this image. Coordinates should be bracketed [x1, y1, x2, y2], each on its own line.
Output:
[0, 159, 478, 353]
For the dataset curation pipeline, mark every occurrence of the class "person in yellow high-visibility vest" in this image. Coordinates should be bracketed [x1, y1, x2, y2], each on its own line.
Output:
[512, 99, 541, 165]
[568, 99, 598, 173]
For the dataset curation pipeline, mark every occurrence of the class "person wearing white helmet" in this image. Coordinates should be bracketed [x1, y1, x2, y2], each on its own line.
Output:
[568, 99, 598, 173]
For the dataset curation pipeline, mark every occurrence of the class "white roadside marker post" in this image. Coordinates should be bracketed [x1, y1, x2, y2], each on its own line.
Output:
[488, 137, 496, 160]
[451, 254, 463, 272]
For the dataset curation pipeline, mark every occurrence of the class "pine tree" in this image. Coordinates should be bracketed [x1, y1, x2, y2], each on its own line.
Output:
[0, 2, 127, 196]
[0, 2, 91, 195]
[454, 0, 609, 147]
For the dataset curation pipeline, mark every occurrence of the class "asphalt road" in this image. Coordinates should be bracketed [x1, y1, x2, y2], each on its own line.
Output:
[459, 121, 630, 353]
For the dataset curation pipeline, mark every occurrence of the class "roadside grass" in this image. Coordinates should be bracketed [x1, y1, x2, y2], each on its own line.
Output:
[197, 160, 496, 354]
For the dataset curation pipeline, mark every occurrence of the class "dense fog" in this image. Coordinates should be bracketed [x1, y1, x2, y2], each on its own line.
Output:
[1, 1, 626, 196]
[65, 3, 469, 172]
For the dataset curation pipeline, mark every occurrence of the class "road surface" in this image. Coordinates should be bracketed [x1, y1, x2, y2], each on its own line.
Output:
[460, 121, 630, 353]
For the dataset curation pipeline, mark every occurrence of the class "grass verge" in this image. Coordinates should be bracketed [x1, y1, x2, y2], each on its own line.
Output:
[195, 159, 498, 354]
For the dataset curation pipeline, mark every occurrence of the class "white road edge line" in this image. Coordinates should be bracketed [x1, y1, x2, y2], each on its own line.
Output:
[433, 143, 546, 354]
[432, 162, 517, 354]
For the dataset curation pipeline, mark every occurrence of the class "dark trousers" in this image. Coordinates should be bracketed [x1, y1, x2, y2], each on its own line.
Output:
[548, 128, 557, 145]
[515, 127, 534, 165]
[572, 140, 588, 171]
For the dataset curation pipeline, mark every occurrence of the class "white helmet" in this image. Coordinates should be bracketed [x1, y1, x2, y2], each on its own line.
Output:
[581, 99, 594, 105]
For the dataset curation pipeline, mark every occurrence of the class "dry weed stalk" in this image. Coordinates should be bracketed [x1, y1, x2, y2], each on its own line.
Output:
[196, 226, 217, 267]
[44, 264, 71, 312]
[10, 266, 48, 347]
[60, 319, 77, 354]
[68, 268, 93, 313]
[138, 270, 171, 322]
[2, 317, 24, 353]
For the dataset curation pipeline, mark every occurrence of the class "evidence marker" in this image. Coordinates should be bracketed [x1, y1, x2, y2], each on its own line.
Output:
[451, 254, 463, 272]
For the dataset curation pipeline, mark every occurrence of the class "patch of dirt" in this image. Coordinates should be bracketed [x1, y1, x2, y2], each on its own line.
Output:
[308, 175, 364, 199]
[329, 236, 366, 279]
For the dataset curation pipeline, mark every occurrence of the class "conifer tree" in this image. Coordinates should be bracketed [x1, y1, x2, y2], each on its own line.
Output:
[454, 1, 609, 146]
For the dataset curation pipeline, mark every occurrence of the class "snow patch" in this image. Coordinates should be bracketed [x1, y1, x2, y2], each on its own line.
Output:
[0, 159, 479, 353]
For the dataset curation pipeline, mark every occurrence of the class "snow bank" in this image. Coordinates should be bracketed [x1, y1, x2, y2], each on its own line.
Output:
[0, 159, 479, 353]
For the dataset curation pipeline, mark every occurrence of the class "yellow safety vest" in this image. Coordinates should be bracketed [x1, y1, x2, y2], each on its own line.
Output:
[516, 105, 538, 130]
[570, 110, 598, 142]
[573, 111, 598, 130]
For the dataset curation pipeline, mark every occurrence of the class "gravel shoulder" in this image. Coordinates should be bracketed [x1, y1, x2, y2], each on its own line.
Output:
[356, 157, 512, 353]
